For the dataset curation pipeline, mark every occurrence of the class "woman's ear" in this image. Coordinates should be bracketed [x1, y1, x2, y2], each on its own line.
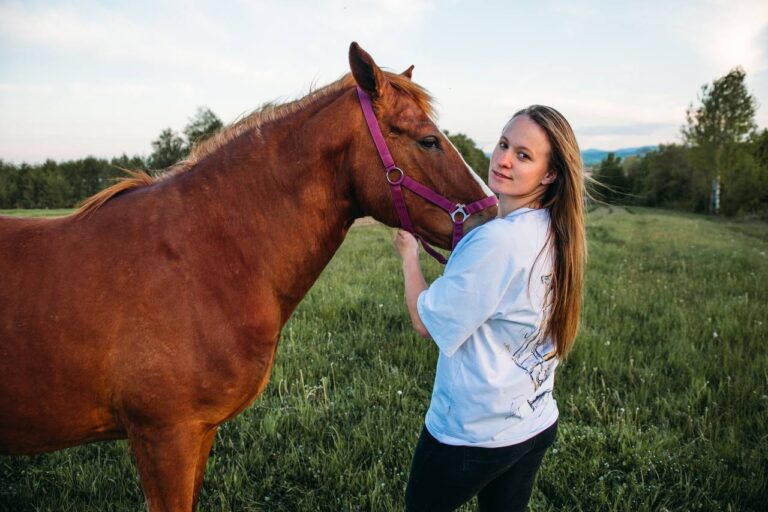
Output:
[541, 171, 556, 185]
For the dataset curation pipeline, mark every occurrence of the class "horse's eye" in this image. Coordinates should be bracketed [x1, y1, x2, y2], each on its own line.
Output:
[419, 136, 440, 150]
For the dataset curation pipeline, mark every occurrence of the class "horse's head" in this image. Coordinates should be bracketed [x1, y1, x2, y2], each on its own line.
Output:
[346, 43, 497, 251]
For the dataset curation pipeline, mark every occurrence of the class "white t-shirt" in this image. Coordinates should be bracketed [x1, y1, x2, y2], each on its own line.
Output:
[417, 207, 559, 448]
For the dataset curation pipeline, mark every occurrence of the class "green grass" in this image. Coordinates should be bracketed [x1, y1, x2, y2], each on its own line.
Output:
[0, 209, 74, 217]
[1, 207, 766, 511]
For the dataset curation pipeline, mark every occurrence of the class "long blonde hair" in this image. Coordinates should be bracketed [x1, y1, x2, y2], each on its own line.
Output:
[513, 105, 586, 358]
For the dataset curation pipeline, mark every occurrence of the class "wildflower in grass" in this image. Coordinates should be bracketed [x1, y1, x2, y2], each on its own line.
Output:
[713, 331, 718, 338]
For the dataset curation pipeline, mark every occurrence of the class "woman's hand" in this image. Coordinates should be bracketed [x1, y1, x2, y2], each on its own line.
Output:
[393, 229, 431, 338]
[394, 229, 419, 260]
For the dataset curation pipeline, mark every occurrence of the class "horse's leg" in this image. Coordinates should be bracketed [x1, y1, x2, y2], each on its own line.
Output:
[191, 426, 218, 508]
[127, 422, 212, 512]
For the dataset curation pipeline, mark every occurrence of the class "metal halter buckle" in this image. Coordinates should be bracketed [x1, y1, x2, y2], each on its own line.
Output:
[386, 167, 405, 185]
[450, 204, 469, 223]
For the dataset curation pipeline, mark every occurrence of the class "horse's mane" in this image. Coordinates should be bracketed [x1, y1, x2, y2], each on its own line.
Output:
[73, 71, 433, 219]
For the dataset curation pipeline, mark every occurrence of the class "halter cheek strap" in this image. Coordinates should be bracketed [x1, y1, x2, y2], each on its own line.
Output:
[356, 86, 497, 264]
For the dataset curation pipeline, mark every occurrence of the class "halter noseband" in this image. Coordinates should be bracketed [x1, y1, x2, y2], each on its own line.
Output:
[356, 86, 498, 264]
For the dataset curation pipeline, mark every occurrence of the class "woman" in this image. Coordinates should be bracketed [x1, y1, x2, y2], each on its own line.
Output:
[395, 105, 586, 511]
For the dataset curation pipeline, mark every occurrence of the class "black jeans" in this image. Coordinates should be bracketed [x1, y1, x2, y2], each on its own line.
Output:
[405, 420, 557, 512]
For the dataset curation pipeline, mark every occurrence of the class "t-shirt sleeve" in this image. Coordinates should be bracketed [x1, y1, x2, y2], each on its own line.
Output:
[416, 224, 521, 357]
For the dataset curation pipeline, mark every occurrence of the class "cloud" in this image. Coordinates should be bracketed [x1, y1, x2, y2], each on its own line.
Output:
[0, 2, 259, 80]
[314, 0, 437, 33]
[545, 0, 600, 21]
[0, 82, 152, 97]
[493, 90, 687, 129]
[672, 0, 768, 73]
[576, 122, 678, 136]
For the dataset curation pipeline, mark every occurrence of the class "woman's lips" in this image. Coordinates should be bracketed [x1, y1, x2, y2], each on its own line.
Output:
[492, 170, 513, 180]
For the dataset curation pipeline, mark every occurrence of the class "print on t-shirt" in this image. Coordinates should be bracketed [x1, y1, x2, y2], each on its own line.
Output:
[506, 274, 557, 418]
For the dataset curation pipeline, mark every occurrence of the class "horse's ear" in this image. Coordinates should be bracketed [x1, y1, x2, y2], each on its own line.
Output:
[401, 65, 414, 80]
[349, 42, 389, 97]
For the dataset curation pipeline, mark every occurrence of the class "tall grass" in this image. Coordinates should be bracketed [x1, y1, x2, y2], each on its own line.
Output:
[1, 208, 766, 511]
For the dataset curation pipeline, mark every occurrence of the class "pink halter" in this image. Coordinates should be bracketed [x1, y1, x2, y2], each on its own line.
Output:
[356, 86, 498, 264]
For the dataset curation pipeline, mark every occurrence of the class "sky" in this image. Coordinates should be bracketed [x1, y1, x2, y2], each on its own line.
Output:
[0, 0, 766, 164]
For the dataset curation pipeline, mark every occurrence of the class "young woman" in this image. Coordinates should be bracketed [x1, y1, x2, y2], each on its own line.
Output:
[395, 105, 586, 512]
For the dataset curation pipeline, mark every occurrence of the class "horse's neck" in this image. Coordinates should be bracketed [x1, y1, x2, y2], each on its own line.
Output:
[182, 90, 361, 324]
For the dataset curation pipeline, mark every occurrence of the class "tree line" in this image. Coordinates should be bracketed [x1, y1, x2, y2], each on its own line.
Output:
[0, 107, 489, 210]
[590, 67, 767, 217]
[2, 68, 764, 217]
[0, 106, 223, 209]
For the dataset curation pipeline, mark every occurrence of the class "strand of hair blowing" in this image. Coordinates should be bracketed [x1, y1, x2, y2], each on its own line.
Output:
[517, 106, 587, 358]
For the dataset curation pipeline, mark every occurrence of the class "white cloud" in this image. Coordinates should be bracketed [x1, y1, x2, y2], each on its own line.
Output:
[672, 0, 768, 74]
[0, 82, 152, 97]
[0, 2, 260, 80]
[307, 0, 437, 32]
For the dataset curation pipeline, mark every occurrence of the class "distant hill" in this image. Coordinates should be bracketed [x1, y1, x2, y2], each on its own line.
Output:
[483, 145, 658, 166]
[581, 146, 657, 166]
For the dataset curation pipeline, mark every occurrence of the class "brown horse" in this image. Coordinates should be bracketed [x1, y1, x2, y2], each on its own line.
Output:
[0, 43, 497, 511]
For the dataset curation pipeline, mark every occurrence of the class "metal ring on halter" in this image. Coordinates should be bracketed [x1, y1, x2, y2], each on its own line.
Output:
[386, 167, 405, 185]
[451, 204, 469, 223]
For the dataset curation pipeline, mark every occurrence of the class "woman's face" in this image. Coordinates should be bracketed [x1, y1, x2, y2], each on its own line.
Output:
[488, 115, 555, 207]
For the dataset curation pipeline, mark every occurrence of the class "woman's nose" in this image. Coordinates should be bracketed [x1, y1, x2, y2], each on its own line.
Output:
[497, 151, 512, 168]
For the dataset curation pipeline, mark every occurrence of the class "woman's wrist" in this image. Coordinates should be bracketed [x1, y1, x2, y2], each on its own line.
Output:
[401, 253, 430, 338]
[401, 252, 420, 270]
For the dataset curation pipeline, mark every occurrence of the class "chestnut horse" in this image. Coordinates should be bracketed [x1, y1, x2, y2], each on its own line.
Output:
[0, 43, 497, 510]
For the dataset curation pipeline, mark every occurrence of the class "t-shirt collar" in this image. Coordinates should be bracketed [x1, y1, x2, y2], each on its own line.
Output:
[504, 207, 537, 219]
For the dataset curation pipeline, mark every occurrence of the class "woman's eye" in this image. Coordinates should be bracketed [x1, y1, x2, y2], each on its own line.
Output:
[420, 136, 439, 149]
[517, 151, 529, 160]
[499, 141, 508, 149]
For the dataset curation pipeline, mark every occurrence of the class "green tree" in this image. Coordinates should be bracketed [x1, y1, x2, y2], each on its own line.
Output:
[0, 159, 20, 208]
[750, 129, 768, 217]
[149, 128, 185, 170]
[444, 130, 490, 183]
[40, 163, 73, 208]
[184, 107, 223, 152]
[589, 153, 628, 204]
[682, 67, 759, 212]
[713, 128, 768, 217]
[719, 143, 766, 216]
[60, 157, 104, 202]
[633, 145, 694, 209]
[110, 154, 149, 175]
[683, 67, 758, 147]
[752, 128, 768, 169]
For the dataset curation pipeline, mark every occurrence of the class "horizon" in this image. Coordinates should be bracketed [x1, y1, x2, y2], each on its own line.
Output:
[1, 0, 766, 164]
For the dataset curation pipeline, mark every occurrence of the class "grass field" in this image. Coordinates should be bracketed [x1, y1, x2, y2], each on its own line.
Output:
[1, 207, 766, 511]
[0, 209, 73, 218]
